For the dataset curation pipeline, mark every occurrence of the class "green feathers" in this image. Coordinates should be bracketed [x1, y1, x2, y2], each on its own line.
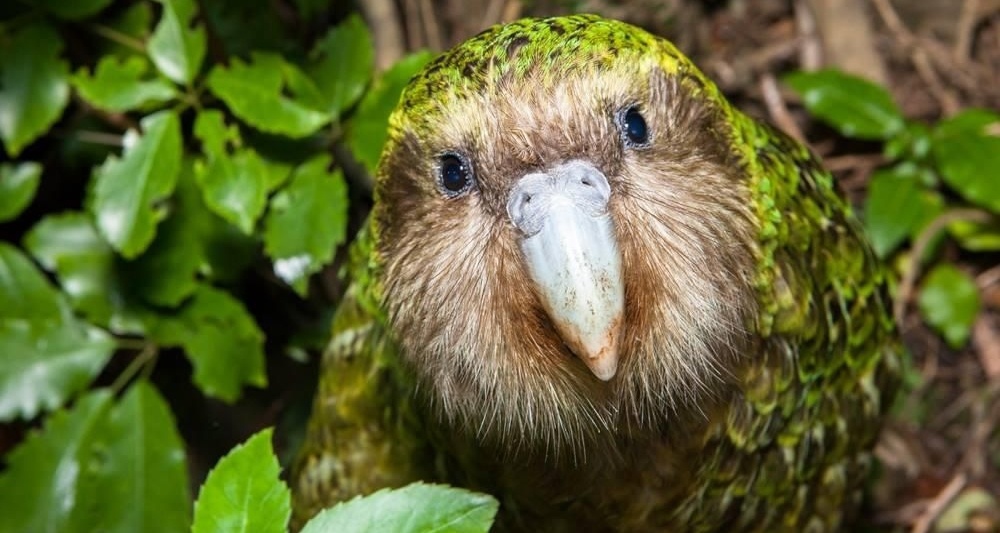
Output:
[293, 14, 899, 532]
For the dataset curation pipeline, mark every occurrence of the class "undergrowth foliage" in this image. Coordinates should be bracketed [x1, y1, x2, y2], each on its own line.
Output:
[786, 70, 1000, 349]
[0, 1, 497, 531]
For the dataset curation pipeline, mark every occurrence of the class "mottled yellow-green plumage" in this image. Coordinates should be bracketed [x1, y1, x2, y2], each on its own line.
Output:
[292, 14, 898, 532]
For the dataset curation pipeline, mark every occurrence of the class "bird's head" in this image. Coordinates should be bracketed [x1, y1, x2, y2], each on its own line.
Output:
[373, 15, 760, 457]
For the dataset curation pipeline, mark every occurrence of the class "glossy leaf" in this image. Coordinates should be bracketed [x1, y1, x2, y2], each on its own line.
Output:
[300, 482, 498, 533]
[72, 382, 190, 533]
[89, 111, 182, 258]
[918, 264, 981, 348]
[24, 212, 146, 334]
[0, 161, 42, 221]
[72, 55, 177, 112]
[128, 164, 215, 307]
[207, 53, 329, 138]
[308, 14, 374, 116]
[0, 241, 73, 323]
[193, 112, 270, 234]
[0, 245, 114, 420]
[863, 164, 944, 258]
[0, 391, 112, 533]
[148, 0, 206, 85]
[192, 429, 289, 533]
[0, 318, 114, 421]
[0, 23, 70, 156]
[784, 69, 905, 140]
[932, 109, 1000, 214]
[263, 156, 348, 295]
[147, 285, 266, 402]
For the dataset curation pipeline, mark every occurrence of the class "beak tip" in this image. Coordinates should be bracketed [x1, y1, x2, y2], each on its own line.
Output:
[579, 344, 619, 381]
[592, 364, 617, 382]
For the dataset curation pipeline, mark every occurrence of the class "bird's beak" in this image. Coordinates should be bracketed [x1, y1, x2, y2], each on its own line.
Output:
[507, 160, 624, 381]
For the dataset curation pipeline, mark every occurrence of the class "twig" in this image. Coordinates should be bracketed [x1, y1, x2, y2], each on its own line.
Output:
[403, 0, 421, 50]
[870, 0, 910, 41]
[795, 0, 823, 70]
[359, 0, 406, 71]
[976, 264, 1000, 291]
[89, 23, 146, 53]
[973, 315, 1000, 379]
[910, 472, 968, 533]
[60, 129, 124, 147]
[957, 382, 1000, 476]
[482, 0, 507, 31]
[911, 48, 961, 116]
[418, 0, 444, 51]
[501, 0, 523, 23]
[954, 0, 981, 60]
[806, 0, 888, 84]
[870, 0, 969, 115]
[822, 153, 885, 173]
[110, 343, 159, 394]
[760, 74, 804, 142]
[893, 208, 995, 327]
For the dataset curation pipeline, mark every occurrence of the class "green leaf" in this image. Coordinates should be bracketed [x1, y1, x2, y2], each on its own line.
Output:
[0, 161, 42, 221]
[127, 163, 215, 306]
[148, 285, 266, 401]
[783, 69, 905, 140]
[0, 391, 112, 533]
[0, 318, 114, 421]
[0, 244, 114, 420]
[72, 382, 190, 533]
[195, 151, 269, 233]
[347, 51, 435, 173]
[863, 164, 944, 257]
[24, 0, 113, 19]
[308, 14, 374, 116]
[0, 23, 70, 156]
[932, 109, 1000, 214]
[948, 219, 1000, 251]
[194, 109, 240, 156]
[918, 264, 981, 348]
[263, 156, 348, 295]
[24, 212, 147, 333]
[193, 112, 270, 234]
[192, 429, 289, 533]
[884, 122, 933, 162]
[0, 241, 72, 323]
[89, 110, 182, 258]
[148, 0, 206, 85]
[300, 482, 498, 533]
[72, 55, 177, 112]
[207, 52, 330, 138]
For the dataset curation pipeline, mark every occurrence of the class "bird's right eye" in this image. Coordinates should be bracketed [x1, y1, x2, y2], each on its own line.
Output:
[438, 153, 474, 197]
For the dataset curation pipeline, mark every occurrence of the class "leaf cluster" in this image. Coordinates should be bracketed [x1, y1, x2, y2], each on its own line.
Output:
[786, 70, 1000, 348]
[0, 1, 482, 531]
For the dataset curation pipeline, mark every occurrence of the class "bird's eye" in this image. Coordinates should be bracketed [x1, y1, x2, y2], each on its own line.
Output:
[618, 106, 650, 148]
[438, 153, 474, 197]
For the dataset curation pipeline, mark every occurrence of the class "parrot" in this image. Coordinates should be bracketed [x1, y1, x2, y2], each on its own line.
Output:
[291, 14, 899, 532]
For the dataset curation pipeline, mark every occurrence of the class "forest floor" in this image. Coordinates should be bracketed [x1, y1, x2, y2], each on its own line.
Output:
[349, 0, 1000, 531]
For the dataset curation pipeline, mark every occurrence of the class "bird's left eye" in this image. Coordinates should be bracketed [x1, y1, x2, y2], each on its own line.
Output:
[618, 106, 650, 148]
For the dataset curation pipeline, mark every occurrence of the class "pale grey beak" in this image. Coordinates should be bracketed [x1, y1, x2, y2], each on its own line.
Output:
[507, 160, 624, 381]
